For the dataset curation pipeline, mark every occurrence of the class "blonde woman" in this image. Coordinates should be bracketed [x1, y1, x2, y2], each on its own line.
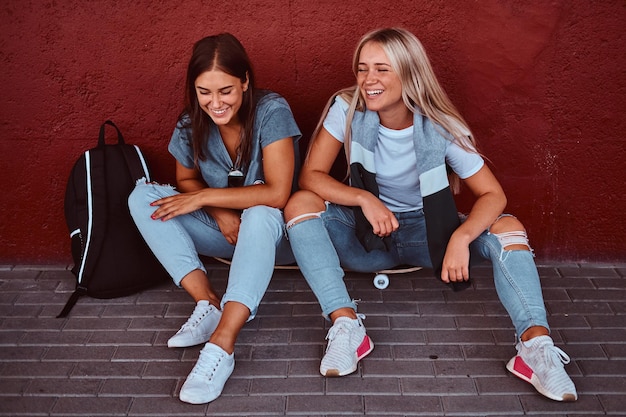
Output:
[284, 27, 576, 402]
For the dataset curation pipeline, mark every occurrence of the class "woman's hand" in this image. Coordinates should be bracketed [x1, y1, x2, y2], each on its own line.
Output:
[439, 165, 507, 283]
[150, 192, 240, 244]
[440, 234, 471, 283]
[208, 208, 241, 245]
[360, 193, 399, 237]
[150, 191, 241, 244]
[150, 192, 203, 222]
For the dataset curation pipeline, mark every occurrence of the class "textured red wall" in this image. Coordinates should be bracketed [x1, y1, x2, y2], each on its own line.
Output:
[1, 1, 624, 264]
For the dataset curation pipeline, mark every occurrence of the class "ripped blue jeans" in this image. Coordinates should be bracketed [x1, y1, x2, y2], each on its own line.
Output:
[286, 203, 549, 337]
[128, 181, 294, 318]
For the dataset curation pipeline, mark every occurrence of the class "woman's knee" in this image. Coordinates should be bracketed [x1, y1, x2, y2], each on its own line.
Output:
[240, 205, 285, 238]
[242, 205, 281, 224]
[284, 190, 326, 223]
[490, 215, 525, 233]
[128, 183, 151, 215]
[128, 182, 175, 217]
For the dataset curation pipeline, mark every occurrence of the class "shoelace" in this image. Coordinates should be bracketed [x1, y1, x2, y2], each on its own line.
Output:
[180, 305, 211, 331]
[542, 344, 571, 369]
[324, 314, 366, 350]
[192, 346, 224, 380]
[326, 321, 349, 344]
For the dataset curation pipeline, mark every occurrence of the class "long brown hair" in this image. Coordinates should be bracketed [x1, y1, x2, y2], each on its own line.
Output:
[179, 33, 257, 168]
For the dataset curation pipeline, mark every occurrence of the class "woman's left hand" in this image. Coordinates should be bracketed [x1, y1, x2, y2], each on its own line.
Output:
[439, 165, 507, 283]
[360, 192, 399, 237]
[440, 236, 470, 283]
[150, 192, 203, 221]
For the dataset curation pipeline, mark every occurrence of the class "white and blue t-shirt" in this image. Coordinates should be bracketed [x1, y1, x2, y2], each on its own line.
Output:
[323, 97, 483, 212]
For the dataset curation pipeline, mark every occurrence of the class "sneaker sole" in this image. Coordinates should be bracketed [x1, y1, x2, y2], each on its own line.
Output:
[168, 307, 222, 348]
[179, 365, 234, 404]
[322, 335, 374, 377]
[167, 333, 212, 348]
[506, 356, 577, 402]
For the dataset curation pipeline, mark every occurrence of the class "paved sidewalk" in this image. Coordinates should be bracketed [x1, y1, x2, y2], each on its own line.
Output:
[0, 262, 625, 416]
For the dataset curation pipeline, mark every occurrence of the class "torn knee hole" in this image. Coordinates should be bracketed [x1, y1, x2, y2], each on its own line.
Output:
[286, 212, 322, 229]
[494, 231, 532, 251]
[488, 215, 532, 251]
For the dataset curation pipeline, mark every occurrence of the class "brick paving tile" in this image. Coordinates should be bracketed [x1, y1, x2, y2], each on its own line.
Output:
[0, 263, 624, 416]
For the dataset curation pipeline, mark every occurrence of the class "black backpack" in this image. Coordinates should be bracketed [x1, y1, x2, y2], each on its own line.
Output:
[58, 120, 170, 318]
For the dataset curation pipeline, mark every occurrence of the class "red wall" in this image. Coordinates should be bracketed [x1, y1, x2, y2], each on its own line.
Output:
[1, 1, 624, 264]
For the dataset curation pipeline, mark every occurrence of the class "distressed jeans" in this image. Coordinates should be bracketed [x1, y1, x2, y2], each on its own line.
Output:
[287, 202, 549, 337]
[128, 180, 294, 318]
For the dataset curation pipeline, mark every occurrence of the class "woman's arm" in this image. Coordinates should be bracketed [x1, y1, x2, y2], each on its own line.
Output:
[441, 164, 507, 282]
[300, 127, 399, 237]
[172, 162, 242, 245]
[150, 137, 295, 221]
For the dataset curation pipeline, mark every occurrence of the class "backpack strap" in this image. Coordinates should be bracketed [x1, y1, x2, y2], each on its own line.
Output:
[78, 148, 108, 284]
[100, 120, 150, 182]
[56, 286, 87, 318]
[57, 137, 110, 318]
[120, 145, 151, 182]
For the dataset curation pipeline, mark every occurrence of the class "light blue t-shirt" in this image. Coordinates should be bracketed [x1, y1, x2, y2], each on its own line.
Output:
[323, 97, 484, 211]
[168, 91, 301, 188]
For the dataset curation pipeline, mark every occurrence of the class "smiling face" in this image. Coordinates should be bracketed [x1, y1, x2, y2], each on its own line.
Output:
[195, 69, 249, 127]
[356, 41, 411, 129]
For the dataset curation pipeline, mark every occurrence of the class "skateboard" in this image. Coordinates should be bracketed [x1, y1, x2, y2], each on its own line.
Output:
[372, 265, 423, 289]
[212, 257, 422, 289]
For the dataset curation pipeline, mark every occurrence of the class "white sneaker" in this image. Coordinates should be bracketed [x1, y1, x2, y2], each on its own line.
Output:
[506, 335, 578, 401]
[179, 343, 234, 404]
[320, 315, 374, 377]
[168, 300, 221, 348]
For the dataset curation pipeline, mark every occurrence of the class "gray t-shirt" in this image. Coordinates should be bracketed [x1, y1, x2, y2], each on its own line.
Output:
[169, 91, 301, 188]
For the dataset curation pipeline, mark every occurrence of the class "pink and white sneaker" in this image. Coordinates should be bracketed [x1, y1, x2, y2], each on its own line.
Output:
[506, 335, 577, 401]
[320, 314, 374, 377]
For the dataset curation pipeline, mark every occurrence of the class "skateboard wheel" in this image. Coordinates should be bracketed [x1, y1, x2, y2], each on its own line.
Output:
[374, 273, 389, 289]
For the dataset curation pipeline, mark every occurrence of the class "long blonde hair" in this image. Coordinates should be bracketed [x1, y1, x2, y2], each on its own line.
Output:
[309, 28, 479, 192]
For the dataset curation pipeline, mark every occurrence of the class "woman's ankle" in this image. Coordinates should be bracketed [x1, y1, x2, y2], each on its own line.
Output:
[329, 307, 358, 322]
[520, 326, 549, 342]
